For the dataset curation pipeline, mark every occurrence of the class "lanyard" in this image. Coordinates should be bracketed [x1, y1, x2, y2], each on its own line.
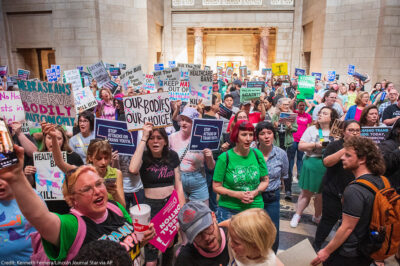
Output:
[318, 128, 324, 143]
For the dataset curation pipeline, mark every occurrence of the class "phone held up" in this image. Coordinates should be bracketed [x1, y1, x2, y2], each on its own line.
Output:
[0, 119, 18, 169]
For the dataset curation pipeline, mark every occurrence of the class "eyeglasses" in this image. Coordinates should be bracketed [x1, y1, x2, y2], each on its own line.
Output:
[347, 129, 360, 133]
[78, 120, 90, 124]
[74, 178, 105, 196]
[194, 223, 215, 242]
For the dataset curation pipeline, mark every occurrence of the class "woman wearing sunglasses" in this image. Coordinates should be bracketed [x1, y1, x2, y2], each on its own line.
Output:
[129, 122, 185, 266]
[42, 123, 126, 207]
[0, 146, 155, 263]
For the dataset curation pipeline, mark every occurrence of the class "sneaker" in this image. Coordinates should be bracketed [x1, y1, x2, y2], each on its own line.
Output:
[285, 191, 292, 201]
[290, 214, 301, 228]
[312, 216, 321, 225]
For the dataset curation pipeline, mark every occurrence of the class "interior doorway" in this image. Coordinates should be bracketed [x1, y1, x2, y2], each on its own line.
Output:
[16, 48, 55, 79]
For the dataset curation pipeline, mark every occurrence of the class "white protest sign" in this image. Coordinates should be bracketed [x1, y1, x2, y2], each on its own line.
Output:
[123, 92, 172, 131]
[141, 74, 155, 92]
[178, 63, 201, 80]
[153, 67, 180, 90]
[74, 86, 98, 112]
[168, 80, 190, 102]
[188, 70, 213, 106]
[64, 69, 83, 90]
[34, 152, 67, 200]
[87, 61, 110, 88]
[120, 65, 144, 88]
[0, 91, 25, 124]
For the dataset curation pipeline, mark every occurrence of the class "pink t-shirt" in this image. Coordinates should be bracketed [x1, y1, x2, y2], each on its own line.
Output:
[293, 110, 312, 142]
[354, 107, 362, 121]
[98, 100, 116, 120]
[169, 131, 205, 172]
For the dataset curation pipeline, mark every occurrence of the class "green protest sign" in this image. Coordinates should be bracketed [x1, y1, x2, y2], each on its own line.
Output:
[240, 87, 261, 101]
[297, 75, 315, 100]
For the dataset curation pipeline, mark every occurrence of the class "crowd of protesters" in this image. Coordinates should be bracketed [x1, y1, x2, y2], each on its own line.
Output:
[0, 66, 400, 266]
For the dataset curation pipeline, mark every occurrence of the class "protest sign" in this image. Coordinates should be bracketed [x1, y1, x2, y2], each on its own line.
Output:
[64, 69, 83, 90]
[74, 86, 98, 112]
[330, 119, 344, 139]
[142, 74, 156, 92]
[109, 67, 121, 76]
[168, 80, 190, 102]
[297, 75, 316, 100]
[34, 151, 67, 200]
[311, 72, 322, 80]
[87, 61, 110, 88]
[353, 72, 367, 82]
[76, 66, 83, 72]
[279, 112, 298, 123]
[103, 80, 120, 95]
[21, 122, 30, 134]
[226, 67, 234, 78]
[46, 68, 58, 82]
[348, 65, 355, 75]
[154, 63, 164, 71]
[247, 81, 265, 91]
[277, 239, 317, 266]
[123, 92, 172, 131]
[217, 66, 223, 77]
[0, 91, 25, 124]
[17, 69, 30, 80]
[104, 63, 114, 70]
[117, 63, 126, 70]
[168, 61, 176, 68]
[361, 127, 391, 144]
[177, 63, 201, 70]
[239, 66, 247, 78]
[327, 71, 336, 82]
[189, 119, 224, 151]
[0, 66, 8, 77]
[217, 104, 233, 120]
[188, 70, 213, 106]
[95, 119, 138, 155]
[153, 67, 181, 90]
[240, 87, 261, 102]
[120, 65, 144, 88]
[149, 190, 180, 252]
[17, 80, 76, 126]
[272, 62, 288, 75]
[204, 65, 211, 71]
[295, 68, 306, 76]
[51, 65, 61, 79]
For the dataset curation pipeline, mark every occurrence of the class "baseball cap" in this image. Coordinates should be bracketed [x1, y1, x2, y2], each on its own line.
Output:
[178, 107, 199, 122]
[178, 201, 213, 243]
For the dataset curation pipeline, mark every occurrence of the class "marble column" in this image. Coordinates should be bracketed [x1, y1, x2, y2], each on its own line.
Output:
[259, 27, 269, 70]
[193, 27, 203, 66]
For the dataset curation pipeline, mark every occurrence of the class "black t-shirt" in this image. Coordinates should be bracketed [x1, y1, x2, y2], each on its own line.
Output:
[382, 104, 400, 121]
[321, 139, 355, 197]
[140, 150, 180, 189]
[340, 174, 384, 256]
[175, 227, 230, 266]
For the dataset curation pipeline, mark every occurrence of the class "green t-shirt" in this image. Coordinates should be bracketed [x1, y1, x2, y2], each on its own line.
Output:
[213, 148, 268, 211]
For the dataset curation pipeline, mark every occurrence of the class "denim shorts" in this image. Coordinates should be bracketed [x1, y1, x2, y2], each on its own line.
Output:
[180, 171, 209, 201]
[216, 206, 241, 223]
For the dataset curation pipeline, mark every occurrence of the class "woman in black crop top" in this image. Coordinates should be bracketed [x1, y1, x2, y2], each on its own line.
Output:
[129, 122, 185, 266]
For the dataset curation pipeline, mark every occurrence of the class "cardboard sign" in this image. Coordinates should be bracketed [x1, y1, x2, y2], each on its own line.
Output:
[168, 61, 176, 68]
[0, 66, 8, 77]
[103, 80, 120, 95]
[239, 66, 247, 78]
[34, 152, 67, 200]
[17, 80, 76, 126]
[123, 92, 172, 131]
[226, 67, 234, 78]
[279, 112, 298, 123]
[17, 69, 30, 80]
[0, 91, 25, 124]
[217, 104, 233, 120]
[361, 127, 391, 144]
[51, 65, 61, 79]
[64, 69, 83, 90]
[348, 65, 355, 75]
[120, 65, 144, 88]
[295, 68, 306, 76]
[117, 63, 126, 70]
[272, 62, 288, 75]
[153, 68, 181, 90]
[154, 64, 164, 71]
[277, 239, 317, 266]
[168, 80, 190, 102]
[188, 70, 213, 106]
[94, 118, 138, 155]
[189, 119, 223, 151]
[327, 71, 336, 82]
[240, 87, 261, 101]
[247, 81, 265, 91]
[311, 72, 321, 80]
[141, 74, 156, 92]
[74, 86, 98, 112]
[297, 75, 316, 100]
[109, 67, 121, 76]
[177, 63, 201, 70]
[149, 190, 180, 253]
[87, 61, 110, 88]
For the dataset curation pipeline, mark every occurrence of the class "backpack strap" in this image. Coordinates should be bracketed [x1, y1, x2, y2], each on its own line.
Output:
[107, 201, 123, 216]
[352, 176, 391, 195]
[225, 150, 229, 168]
[252, 148, 259, 162]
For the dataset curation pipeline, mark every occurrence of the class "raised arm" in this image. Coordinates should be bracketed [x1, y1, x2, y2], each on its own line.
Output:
[11, 122, 38, 157]
[129, 123, 153, 174]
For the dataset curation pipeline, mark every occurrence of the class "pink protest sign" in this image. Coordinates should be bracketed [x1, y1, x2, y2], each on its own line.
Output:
[149, 190, 181, 252]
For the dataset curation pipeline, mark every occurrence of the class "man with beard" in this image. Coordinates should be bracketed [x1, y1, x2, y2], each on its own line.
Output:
[175, 201, 229, 266]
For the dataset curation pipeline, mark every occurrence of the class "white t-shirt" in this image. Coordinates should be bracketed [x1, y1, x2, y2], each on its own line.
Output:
[300, 125, 330, 157]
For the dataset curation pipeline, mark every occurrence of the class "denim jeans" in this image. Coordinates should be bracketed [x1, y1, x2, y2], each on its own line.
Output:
[216, 206, 241, 223]
[263, 189, 280, 253]
[205, 166, 217, 212]
[286, 141, 304, 193]
[181, 171, 209, 201]
[124, 188, 145, 211]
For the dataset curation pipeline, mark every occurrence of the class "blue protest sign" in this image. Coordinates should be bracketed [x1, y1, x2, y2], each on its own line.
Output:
[327, 71, 336, 82]
[154, 64, 164, 71]
[189, 119, 224, 151]
[295, 68, 306, 76]
[348, 65, 355, 75]
[94, 119, 138, 155]
[311, 72, 322, 80]
[353, 72, 367, 82]
[51, 65, 61, 78]
[46, 68, 58, 82]
[168, 61, 176, 68]
[77, 66, 84, 72]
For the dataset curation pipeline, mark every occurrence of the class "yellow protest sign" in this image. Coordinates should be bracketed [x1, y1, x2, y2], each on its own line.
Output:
[272, 62, 288, 75]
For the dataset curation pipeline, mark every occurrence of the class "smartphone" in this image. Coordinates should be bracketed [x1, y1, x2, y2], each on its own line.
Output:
[104, 178, 117, 185]
[0, 119, 18, 169]
[322, 141, 330, 147]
